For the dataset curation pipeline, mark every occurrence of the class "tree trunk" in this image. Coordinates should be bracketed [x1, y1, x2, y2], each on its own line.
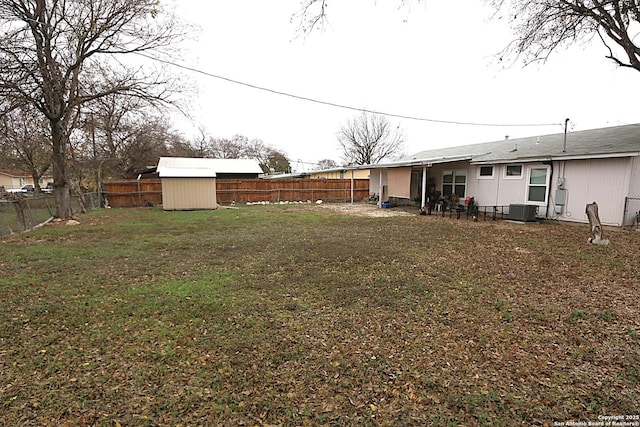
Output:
[31, 173, 42, 193]
[585, 201, 609, 245]
[50, 118, 74, 219]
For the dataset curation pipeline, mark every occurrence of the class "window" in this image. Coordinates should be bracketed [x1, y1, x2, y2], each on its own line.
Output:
[442, 170, 466, 198]
[478, 165, 494, 179]
[527, 168, 548, 203]
[505, 164, 523, 178]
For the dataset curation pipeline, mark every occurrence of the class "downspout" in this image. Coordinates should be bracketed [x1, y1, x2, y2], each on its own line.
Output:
[421, 166, 427, 208]
[547, 118, 568, 217]
[543, 160, 554, 219]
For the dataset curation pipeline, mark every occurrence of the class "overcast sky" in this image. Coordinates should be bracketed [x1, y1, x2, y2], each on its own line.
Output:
[168, 0, 639, 171]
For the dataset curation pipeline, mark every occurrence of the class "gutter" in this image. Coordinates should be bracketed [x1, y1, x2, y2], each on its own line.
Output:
[368, 155, 475, 170]
[472, 151, 640, 165]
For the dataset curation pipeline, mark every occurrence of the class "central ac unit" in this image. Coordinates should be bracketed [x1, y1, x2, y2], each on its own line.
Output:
[509, 204, 538, 222]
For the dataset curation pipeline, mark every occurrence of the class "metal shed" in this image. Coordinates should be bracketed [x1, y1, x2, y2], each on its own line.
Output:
[157, 157, 218, 211]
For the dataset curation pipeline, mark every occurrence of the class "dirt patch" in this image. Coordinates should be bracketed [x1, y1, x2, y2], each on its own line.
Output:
[318, 202, 416, 217]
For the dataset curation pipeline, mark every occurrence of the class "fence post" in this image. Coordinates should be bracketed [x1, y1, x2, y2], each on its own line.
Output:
[12, 198, 27, 231]
[350, 171, 354, 204]
[43, 196, 53, 217]
[623, 196, 629, 228]
[26, 198, 35, 228]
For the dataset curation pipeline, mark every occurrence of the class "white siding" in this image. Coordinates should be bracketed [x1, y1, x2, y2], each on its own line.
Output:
[469, 163, 545, 207]
[557, 158, 631, 226]
[629, 156, 640, 197]
[468, 165, 499, 206]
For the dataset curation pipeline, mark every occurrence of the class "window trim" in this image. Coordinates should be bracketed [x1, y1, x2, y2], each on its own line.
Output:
[504, 164, 523, 179]
[442, 169, 467, 199]
[525, 166, 551, 206]
[478, 165, 494, 179]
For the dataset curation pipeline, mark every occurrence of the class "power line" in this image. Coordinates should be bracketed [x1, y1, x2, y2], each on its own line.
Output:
[138, 53, 563, 128]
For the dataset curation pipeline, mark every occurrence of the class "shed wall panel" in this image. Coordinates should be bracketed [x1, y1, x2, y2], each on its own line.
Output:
[162, 177, 217, 210]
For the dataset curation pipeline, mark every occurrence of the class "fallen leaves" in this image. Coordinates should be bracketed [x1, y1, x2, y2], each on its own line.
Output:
[1, 205, 639, 425]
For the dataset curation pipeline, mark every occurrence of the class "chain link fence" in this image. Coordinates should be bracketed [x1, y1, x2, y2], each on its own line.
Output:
[0, 192, 100, 237]
[623, 197, 640, 230]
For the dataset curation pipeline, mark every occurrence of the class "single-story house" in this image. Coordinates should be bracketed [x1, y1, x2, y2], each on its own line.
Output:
[0, 168, 53, 191]
[205, 159, 264, 180]
[368, 124, 640, 227]
[269, 166, 370, 180]
[157, 157, 263, 210]
[307, 167, 370, 180]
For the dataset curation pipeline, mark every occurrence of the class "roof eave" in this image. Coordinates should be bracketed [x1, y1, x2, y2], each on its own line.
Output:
[471, 151, 640, 165]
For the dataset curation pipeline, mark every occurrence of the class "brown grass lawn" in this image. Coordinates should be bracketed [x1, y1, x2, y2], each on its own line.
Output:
[1, 205, 638, 426]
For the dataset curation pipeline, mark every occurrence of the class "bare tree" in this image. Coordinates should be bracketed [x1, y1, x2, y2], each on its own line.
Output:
[338, 112, 405, 165]
[293, 0, 328, 34]
[294, 0, 414, 33]
[295, 1, 640, 72]
[317, 159, 339, 169]
[491, 0, 640, 71]
[0, 0, 185, 218]
[190, 126, 212, 158]
[210, 135, 250, 159]
[120, 116, 175, 176]
[84, 94, 150, 163]
[69, 111, 178, 185]
[0, 104, 51, 192]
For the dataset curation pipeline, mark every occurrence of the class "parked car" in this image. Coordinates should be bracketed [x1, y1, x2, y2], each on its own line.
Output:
[6, 184, 35, 195]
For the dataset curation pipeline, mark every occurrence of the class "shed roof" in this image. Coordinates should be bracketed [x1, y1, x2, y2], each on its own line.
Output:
[396, 123, 640, 167]
[158, 167, 217, 178]
[157, 157, 263, 178]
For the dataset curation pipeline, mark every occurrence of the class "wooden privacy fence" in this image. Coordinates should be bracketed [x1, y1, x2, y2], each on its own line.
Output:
[103, 179, 370, 208]
[216, 179, 370, 204]
[103, 180, 163, 208]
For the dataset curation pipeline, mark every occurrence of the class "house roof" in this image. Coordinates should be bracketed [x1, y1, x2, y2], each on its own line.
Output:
[157, 157, 263, 178]
[268, 165, 371, 179]
[395, 123, 640, 167]
[0, 168, 30, 177]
